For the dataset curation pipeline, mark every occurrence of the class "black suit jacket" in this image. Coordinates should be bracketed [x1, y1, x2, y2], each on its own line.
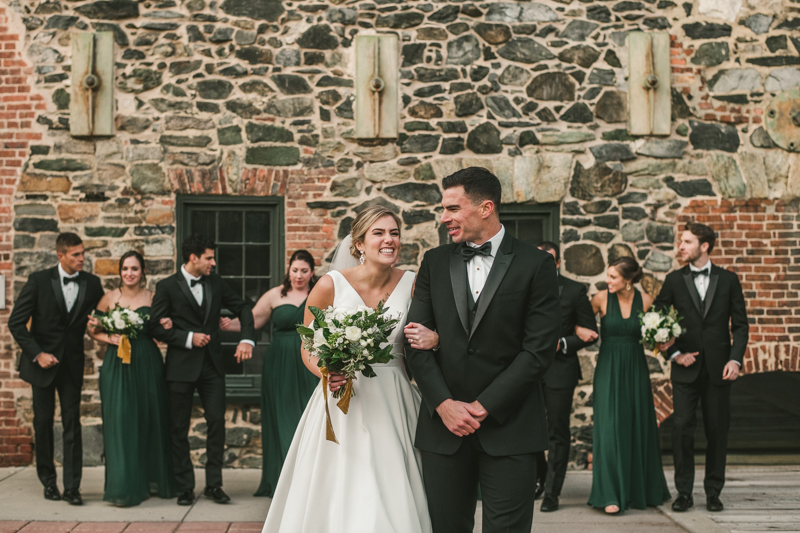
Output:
[8, 267, 104, 388]
[653, 264, 748, 386]
[406, 232, 561, 456]
[149, 271, 255, 383]
[542, 275, 598, 390]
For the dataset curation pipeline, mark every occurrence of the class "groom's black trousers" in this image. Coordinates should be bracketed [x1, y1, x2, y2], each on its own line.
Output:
[421, 435, 537, 533]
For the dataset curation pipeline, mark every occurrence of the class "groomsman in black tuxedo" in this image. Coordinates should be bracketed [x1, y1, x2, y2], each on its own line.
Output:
[654, 222, 748, 513]
[8, 233, 104, 505]
[149, 234, 255, 505]
[406, 167, 560, 533]
[536, 242, 598, 513]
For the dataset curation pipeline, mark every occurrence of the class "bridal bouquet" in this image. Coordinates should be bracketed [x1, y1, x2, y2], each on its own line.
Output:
[639, 306, 683, 357]
[93, 304, 149, 364]
[297, 301, 399, 443]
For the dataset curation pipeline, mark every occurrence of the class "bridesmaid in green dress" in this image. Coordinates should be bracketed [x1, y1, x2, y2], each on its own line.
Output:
[88, 251, 177, 506]
[224, 250, 319, 497]
[588, 257, 670, 514]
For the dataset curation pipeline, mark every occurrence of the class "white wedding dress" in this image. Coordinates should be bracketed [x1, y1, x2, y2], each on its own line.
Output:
[262, 270, 431, 533]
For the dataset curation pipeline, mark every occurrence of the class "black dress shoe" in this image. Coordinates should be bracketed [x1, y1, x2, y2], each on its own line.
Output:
[672, 493, 694, 512]
[44, 486, 61, 501]
[534, 479, 546, 500]
[541, 494, 559, 512]
[707, 495, 724, 512]
[62, 489, 83, 506]
[177, 489, 195, 506]
[204, 486, 231, 504]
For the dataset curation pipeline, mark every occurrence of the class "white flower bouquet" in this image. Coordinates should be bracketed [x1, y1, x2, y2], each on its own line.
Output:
[638, 306, 684, 357]
[94, 304, 148, 364]
[297, 301, 399, 442]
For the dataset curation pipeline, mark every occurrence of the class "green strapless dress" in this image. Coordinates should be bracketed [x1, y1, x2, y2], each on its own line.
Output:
[255, 301, 319, 497]
[99, 306, 177, 506]
[588, 291, 670, 511]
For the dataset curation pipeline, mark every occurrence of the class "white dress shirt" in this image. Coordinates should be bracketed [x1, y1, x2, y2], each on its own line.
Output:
[466, 225, 505, 300]
[180, 265, 254, 349]
[690, 260, 712, 300]
[58, 263, 80, 312]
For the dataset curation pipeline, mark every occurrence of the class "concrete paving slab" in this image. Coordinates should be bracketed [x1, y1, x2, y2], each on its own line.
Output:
[0, 522, 28, 533]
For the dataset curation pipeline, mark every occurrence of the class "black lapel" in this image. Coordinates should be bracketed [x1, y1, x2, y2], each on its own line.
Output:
[50, 268, 69, 318]
[703, 266, 720, 319]
[681, 267, 703, 315]
[449, 247, 470, 335]
[202, 279, 212, 325]
[471, 233, 515, 338]
[558, 276, 565, 297]
[177, 273, 204, 319]
[67, 275, 88, 328]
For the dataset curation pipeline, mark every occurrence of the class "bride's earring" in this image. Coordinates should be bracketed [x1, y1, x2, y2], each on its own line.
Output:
[626, 283, 631, 291]
[359, 249, 365, 265]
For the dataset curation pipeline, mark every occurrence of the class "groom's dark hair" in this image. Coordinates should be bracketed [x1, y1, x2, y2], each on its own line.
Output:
[182, 233, 216, 262]
[442, 167, 502, 210]
[685, 222, 716, 254]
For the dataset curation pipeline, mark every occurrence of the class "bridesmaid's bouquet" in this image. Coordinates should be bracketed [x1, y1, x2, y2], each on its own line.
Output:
[93, 304, 149, 364]
[639, 306, 683, 357]
[297, 301, 399, 443]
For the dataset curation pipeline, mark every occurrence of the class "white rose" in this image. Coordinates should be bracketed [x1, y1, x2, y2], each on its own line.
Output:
[313, 328, 328, 348]
[654, 328, 670, 343]
[345, 326, 362, 341]
[672, 323, 682, 337]
[113, 318, 126, 330]
[642, 312, 661, 330]
[641, 325, 647, 336]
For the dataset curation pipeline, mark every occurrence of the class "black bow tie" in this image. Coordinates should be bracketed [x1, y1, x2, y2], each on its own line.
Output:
[461, 242, 492, 262]
[62, 277, 78, 285]
[691, 269, 709, 278]
[190, 278, 204, 287]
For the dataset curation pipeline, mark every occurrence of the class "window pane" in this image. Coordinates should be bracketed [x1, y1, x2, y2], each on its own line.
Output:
[517, 219, 544, 246]
[245, 277, 266, 304]
[218, 245, 243, 277]
[245, 245, 271, 277]
[223, 277, 243, 299]
[191, 210, 216, 241]
[218, 211, 243, 243]
[246, 211, 270, 243]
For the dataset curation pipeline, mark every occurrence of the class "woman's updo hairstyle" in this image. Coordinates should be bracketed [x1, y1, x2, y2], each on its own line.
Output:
[118, 250, 146, 287]
[609, 256, 643, 284]
[349, 205, 402, 260]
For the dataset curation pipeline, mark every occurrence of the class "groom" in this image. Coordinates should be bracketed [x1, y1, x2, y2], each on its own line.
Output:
[406, 167, 561, 533]
[150, 233, 255, 505]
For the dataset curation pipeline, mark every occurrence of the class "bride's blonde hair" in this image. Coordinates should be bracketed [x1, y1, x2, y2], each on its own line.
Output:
[349, 205, 402, 260]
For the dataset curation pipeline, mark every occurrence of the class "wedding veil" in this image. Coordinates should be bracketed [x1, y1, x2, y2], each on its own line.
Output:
[327, 234, 360, 273]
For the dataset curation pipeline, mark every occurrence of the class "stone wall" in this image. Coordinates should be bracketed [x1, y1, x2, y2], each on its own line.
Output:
[1, 0, 800, 468]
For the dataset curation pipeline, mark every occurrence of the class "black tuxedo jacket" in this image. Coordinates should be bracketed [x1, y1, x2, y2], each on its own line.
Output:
[542, 275, 598, 390]
[8, 267, 104, 388]
[406, 232, 561, 456]
[653, 264, 748, 386]
[149, 271, 255, 383]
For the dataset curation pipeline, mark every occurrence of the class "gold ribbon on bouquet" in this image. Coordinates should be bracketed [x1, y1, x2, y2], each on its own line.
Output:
[319, 368, 339, 444]
[336, 377, 353, 414]
[117, 335, 132, 365]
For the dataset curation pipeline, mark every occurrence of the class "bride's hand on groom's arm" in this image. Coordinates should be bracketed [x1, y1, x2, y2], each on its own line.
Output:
[436, 399, 484, 436]
[404, 322, 439, 351]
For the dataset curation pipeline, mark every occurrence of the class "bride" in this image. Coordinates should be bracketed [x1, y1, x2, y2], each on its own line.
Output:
[262, 205, 438, 533]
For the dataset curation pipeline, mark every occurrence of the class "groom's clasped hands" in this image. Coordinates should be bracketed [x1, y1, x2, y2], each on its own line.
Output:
[436, 398, 487, 437]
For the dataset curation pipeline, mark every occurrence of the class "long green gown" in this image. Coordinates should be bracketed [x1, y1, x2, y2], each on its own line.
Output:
[588, 290, 671, 511]
[255, 301, 319, 497]
[99, 306, 177, 506]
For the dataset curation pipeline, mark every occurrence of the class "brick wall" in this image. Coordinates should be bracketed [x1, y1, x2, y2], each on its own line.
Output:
[0, 3, 42, 466]
[650, 198, 800, 424]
